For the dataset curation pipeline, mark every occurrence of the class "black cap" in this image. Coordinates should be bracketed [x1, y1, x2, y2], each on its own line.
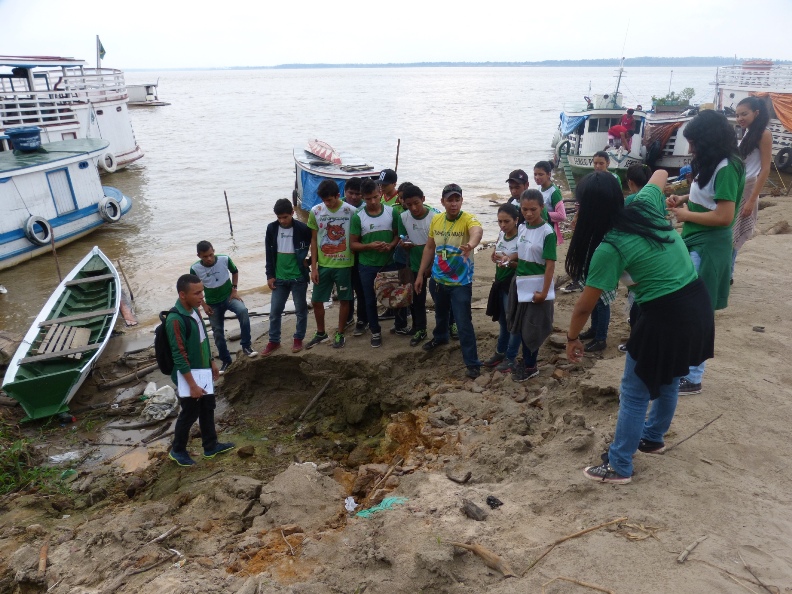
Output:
[506, 169, 529, 184]
[377, 169, 398, 185]
[442, 183, 463, 199]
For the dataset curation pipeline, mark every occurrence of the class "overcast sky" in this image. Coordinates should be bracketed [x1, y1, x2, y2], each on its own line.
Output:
[1, 0, 789, 69]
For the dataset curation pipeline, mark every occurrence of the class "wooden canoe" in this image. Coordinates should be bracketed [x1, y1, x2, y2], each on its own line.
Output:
[1, 246, 120, 420]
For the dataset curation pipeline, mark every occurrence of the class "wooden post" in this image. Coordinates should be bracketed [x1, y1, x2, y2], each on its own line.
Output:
[394, 138, 401, 172]
[116, 260, 134, 301]
[224, 191, 234, 236]
[49, 232, 62, 282]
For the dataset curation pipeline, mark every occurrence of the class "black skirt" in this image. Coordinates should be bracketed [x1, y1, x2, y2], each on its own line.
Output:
[627, 278, 714, 398]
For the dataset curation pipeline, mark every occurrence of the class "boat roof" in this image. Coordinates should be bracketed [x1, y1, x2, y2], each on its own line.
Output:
[563, 108, 645, 117]
[293, 148, 386, 179]
[0, 56, 86, 68]
[0, 138, 110, 175]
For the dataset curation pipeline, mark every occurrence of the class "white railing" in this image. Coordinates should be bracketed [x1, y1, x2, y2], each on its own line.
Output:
[0, 93, 79, 128]
[716, 65, 792, 92]
[57, 68, 128, 102]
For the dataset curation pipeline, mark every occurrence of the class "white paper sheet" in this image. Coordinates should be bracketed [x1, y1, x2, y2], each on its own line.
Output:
[516, 275, 555, 303]
[176, 368, 214, 397]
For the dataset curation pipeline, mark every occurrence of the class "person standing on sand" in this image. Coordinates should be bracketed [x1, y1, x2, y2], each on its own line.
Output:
[415, 183, 483, 379]
[566, 170, 714, 484]
[505, 169, 529, 224]
[732, 97, 772, 281]
[342, 177, 367, 333]
[191, 241, 257, 375]
[167, 274, 235, 467]
[667, 110, 745, 396]
[378, 169, 399, 207]
[534, 160, 566, 244]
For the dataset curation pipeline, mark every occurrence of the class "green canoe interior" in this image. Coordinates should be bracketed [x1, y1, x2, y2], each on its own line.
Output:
[5, 254, 117, 420]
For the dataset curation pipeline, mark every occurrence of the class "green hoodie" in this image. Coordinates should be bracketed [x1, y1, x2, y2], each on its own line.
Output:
[165, 299, 212, 385]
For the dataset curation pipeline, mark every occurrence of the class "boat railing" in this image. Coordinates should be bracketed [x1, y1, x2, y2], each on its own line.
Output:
[0, 92, 79, 129]
[56, 68, 129, 102]
[715, 65, 792, 91]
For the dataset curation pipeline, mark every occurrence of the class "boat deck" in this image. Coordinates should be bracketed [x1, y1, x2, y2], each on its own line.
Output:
[0, 138, 109, 174]
[293, 148, 385, 179]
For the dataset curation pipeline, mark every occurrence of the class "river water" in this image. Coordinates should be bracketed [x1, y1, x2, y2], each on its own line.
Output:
[0, 66, 717, 332]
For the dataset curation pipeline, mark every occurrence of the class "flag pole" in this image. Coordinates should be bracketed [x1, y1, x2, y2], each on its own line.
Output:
[96, 35, 101, 69]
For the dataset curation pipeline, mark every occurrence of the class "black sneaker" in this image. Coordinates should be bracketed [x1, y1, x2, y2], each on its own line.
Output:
[370, 333, 382, 348]
[422, 338, 448, 352]
[465, 366, 481, 379]
[391, 326, 411, 336]
[638, 439, 666, 454]
[332, 331, 346, 349]
[618, 343, 628, 353]
[242, 346, 258, 358]
[561, 280, 583, 293]
[378, 308, 396, 321]
[203, 442, 235, 459]
[514, 365, 540, 382]
[483, 352, 505, 367]
[305, 332, 329, 349]
[409, 329, 427, 347]
[584, 339, 607, 353]
[344, 317, 355, 331]
[579, 327, 596, 341]
[168, 450, 196, 467]
[678, 378, 702, 395]
[495, 358, 516, 373]
[218, 361, 231, 375]
[353, 321, 369, 337]
[450, 323, 459, 340]
[583, 463, 631, 484]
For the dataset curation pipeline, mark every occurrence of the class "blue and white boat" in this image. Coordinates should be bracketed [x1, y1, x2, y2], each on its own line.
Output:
[0, 135, 132, 270]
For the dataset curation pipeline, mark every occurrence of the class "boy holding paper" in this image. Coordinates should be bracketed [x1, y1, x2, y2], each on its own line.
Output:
[167, 274, 235, 467]
[506, 190, 556, 382]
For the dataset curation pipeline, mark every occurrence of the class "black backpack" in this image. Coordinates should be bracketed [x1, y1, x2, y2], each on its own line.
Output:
[154, 308, 194, 374]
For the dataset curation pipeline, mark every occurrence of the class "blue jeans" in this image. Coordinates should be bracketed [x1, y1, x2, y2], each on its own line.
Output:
[359, 263, 399, 335]
[268, 278, 308, 343]
[591, 299, 611, 342]
[497, 288, 520, 360]
[608, 354, 680, 477]
[207, 297, 251, 364]
[429, 279, 481, 368]
[686, 251, 706, 383]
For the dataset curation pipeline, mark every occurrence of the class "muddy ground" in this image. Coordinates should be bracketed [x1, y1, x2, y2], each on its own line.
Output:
[1, 192, 792, 594]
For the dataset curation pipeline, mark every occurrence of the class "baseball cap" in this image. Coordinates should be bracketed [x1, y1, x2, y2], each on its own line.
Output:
[506, 169, 529, 184]
[442, 183, 463, 199]
[377, 169, 398, 185]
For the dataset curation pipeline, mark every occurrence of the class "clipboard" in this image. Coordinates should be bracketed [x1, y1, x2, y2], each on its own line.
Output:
[516, 275, 555, 303]
[176, 369, 214, 397]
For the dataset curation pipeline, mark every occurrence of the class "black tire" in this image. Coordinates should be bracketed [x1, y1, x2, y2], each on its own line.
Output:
[774, 147, 792, 171]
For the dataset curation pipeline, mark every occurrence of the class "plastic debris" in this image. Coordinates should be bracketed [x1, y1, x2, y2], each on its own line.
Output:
[141, 385, 177, 421]
[49, 451, 80, 464]
[344, 497, 358, 512]
[356, 497, 408, 518]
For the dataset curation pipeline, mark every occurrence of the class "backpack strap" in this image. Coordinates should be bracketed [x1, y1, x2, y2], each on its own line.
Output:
[163, 307, 193, 340]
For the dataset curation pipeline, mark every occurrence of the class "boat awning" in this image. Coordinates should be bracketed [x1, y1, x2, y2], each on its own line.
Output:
[751, 92, 792, 132]
[561, 113, 589, 135]
[300, 170, 346, 211]
[0, 56, 86, 68]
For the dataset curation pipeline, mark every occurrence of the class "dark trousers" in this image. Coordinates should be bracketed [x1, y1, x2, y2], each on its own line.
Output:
[410, 274, 427, 332]
[591, 299, 611, 342]
[172, 394, 218, 453]
[349, 262, 367, 325]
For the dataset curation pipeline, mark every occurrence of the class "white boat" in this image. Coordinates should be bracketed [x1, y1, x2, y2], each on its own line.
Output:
[643, 109, 697, 170]
[127, 81, 171, 107]
[0, 135, 133, 270]
[293, 140, 387, 211]
[0, 55, 144, 171]
[714, 61, 792, 171]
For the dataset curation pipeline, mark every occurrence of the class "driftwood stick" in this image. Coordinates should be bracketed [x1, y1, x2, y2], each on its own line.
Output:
[542, 576, 615, 594]
[127, 551, 177, 575]
[97, 363, 159, 389]
[688, 559, 767, 589]
[281, 530, 295, 556]
[38, 540, 49, 573]
[677, 535, 708, 563]
[359, 455, 404, 509]
[524, 517, 627, 575]
[445, 470, 472, 484]
[727, 574, 762, 594]
[666, 414, 723, 453]
[446, 541, 516, 577]
[298, 378, 332, 421]
[739, 552, 777, 594]
[122, 526, 180, 561]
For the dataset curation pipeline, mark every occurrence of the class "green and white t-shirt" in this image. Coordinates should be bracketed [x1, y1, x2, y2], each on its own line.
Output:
[515, 222, 557, 276]
[190, 255, 237, 305]
[586, 184, 698, 304]
[398, 206, 440, 272]
[683, 158, 745, 238]
[539, 185, 563, 222]
[350, 204, 398, 267]
[308, 202, 357, 268]
[275, 225, 301, 280]
[493, 230, 519, 282]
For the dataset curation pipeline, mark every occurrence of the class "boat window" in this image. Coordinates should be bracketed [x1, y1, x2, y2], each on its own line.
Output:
[588, 119, 599, 132]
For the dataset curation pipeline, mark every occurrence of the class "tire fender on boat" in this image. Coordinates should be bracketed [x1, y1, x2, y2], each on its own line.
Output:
[98, 197, 122, 223]
[774, 147, 792, 171]
[99, 152, 117, 174]
[555, 139, 571, 159]
[24, 216, 52, 246]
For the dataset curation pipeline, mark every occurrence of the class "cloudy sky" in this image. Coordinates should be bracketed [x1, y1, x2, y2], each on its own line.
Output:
[1, 0, 789, 69]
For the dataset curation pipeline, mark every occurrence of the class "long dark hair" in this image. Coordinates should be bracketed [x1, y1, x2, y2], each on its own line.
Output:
[683, 110, 744, 187]
[737, 96, 770, 158]
[565, 172, 674, 281]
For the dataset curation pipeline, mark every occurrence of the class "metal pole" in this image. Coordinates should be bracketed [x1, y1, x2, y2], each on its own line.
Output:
[96, 35, 101, 69]
[224, 190, 234, 236]
[394, 138, 401, 172]
[668, 70, 673, 94]
[49, 232, 62, 282]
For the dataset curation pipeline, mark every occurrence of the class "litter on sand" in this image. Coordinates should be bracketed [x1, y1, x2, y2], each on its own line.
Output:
[356, 497, 409, 518]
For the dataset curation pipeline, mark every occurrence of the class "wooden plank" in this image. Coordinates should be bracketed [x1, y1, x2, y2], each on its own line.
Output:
[20, 343, 100, 364]
[38, 308, 115, 327]
[69, 328, 91, 360]
[64, 273, 115, 287]
[37, 325, 60, 354]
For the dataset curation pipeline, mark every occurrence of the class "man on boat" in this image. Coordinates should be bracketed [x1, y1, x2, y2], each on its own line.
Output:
[607, 124, 635, 150]
[506, 170, 529, 224]
[167, 274, 234, 467]
[378, 169, 399, 207]
[190, 241, 257, 374]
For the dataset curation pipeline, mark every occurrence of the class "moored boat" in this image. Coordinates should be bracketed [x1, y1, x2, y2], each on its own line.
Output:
[0, 135, 133, 271]
[293, 140, 387, 211]
[2, 246, 121, 421]
[127, 81, 171, 107]
[0, 55, 144, 170]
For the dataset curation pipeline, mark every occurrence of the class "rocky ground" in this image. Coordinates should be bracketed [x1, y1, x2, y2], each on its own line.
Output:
[1, 192, 791, 594]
